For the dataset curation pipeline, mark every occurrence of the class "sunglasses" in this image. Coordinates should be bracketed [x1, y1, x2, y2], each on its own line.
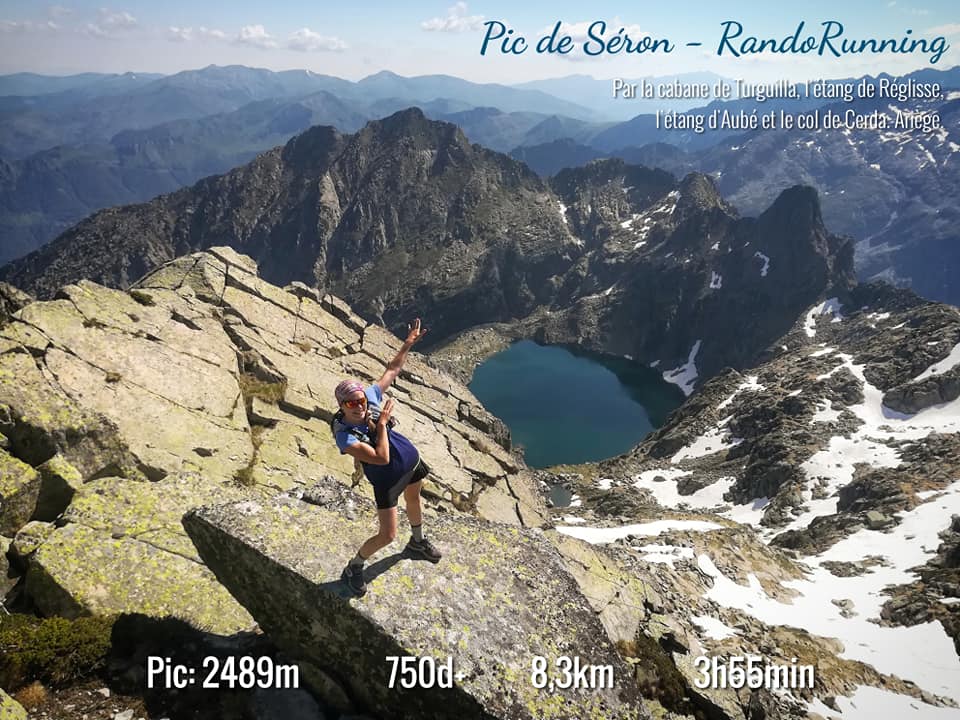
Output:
[342, 397, 367, 409]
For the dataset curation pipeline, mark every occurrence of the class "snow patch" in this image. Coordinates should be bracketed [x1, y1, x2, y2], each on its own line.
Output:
[717, 375, 765, 410]
[787, 350, 960, 534]
[810, 398, 843, 424]
[690, 614, 738, 640]
[809, 347, 836, 358]
[635, 544, 695, 568]
[634, 472, 736, 511]
[672, 427, 742, 463]
[803, 297, 843, 337]
[710, 272, 722, 289]
[698, 488, 960, 703]
[753, 251, 770, 277]
[556, 519, 722, 544]
[662, 340, 701, 396]
[833, 685, 960, 719]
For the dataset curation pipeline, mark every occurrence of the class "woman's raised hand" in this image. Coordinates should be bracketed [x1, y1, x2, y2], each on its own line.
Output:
[377, 398, 395, 427]
[405, 318, 427, 346]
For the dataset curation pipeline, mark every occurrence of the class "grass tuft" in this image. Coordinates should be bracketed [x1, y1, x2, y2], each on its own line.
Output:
[129, 289, 156, 306]
[238, 373, 286, 405]
[13, 680, 47, 709]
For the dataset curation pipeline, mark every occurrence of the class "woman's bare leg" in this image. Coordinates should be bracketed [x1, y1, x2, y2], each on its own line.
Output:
[358, 507, 398, 559]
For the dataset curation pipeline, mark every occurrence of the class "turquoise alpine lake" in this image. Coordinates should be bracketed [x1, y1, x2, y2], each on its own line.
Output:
[468, 340, 685, 468]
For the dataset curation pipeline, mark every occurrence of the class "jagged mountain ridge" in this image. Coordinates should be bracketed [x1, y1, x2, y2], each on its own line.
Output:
[0, 110, 854, 394]
[513, 77, 960, 307]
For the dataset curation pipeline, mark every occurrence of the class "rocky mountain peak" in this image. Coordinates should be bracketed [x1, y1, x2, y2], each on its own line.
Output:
[760, 184, 823, 229]
[279, 123, 345, 170]
[673, 172, 732, 220]
[756, 184, 857, 296]
[357, 106, 468, 153]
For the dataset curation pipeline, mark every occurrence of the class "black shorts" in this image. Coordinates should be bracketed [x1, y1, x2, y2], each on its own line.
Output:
[371, 458, 430, 510]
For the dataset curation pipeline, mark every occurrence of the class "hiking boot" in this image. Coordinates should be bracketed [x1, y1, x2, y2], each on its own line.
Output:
[405, 537, 442, 563]
[341, 563, 367, 596]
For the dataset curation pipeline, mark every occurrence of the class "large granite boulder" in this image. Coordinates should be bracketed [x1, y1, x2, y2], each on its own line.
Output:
[0, 247, 545, 632]
[0, 450, 40, 536]
[183, 486, 648, 720]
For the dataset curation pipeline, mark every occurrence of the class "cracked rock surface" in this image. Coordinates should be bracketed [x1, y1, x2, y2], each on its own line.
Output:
[0, 247, 545, 631]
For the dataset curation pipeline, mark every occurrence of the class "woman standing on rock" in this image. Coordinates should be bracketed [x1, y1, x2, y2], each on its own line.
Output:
[333, 318, 442, 597]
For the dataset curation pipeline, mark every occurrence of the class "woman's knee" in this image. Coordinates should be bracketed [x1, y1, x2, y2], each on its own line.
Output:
[378, 526, 398, 543]
[376, 508, 399, 543]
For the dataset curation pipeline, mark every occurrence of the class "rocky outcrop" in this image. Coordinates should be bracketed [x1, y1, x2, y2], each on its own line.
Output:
[0, 282, 31, 326]
[183, 487, 648, 720]
[884, 365, 960, 414]
[0, 247, 544, 630]
[0, 450, 40, 535]
[25, 521, 254, 634]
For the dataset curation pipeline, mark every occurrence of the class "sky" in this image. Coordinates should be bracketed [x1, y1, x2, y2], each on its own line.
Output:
[0, 1, 957, 83]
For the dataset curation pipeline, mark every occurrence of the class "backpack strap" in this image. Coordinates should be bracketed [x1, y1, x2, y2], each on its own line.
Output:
[330, 409, 376, 446]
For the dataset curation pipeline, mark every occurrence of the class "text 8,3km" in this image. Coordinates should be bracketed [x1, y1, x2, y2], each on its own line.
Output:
[530, 656, 614, 691]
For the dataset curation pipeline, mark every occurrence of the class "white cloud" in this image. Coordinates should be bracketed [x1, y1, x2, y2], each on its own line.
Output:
[84, 8, 137, 37]
[928, 23, 960, 35]
[168, 25, 226, 42]
[198, 26, 226, 40]
[236, 24, 277, 49]
[167, 25, 192, 42]
[549, 17, 649, 43]
[0, 19, 60, 33]
[99, 9, 136, 30]
[421, 2, 484, 32]
[47, 5, 72, 19]
[287, 27, 347, 52]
